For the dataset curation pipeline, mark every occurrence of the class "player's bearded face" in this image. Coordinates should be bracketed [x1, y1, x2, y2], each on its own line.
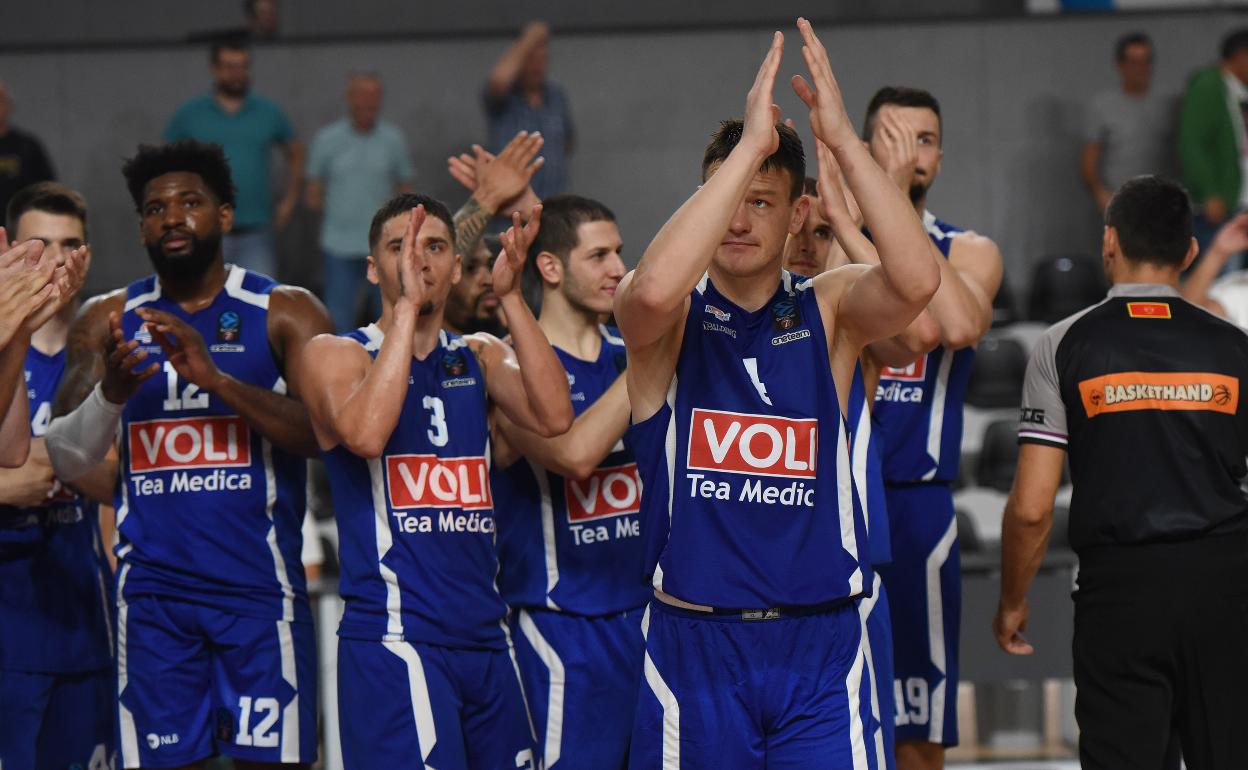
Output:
[139, 172, 227, 283]
[147, 230, 220, 282]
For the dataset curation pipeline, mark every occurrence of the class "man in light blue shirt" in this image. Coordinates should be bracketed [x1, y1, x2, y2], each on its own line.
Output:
[164, 40, 303, 278]
[306, 73, 414, 330]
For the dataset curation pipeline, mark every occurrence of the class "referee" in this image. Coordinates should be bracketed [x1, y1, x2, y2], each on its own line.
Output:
[994, 175, 1248, 770]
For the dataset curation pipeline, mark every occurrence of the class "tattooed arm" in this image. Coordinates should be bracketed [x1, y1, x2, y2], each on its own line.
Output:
[52, 291, 124, 417]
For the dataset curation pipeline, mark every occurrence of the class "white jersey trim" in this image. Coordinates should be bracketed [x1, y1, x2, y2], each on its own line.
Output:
[123, 280, 162, 313]
[368, 457, 404, 639]
[528, 457, 563, 611]
[922, 351, 955, 482]
[852, 398, 873, 535]
[224, 265, 271, 309]
[836, 416, 863, 596]
[116, 563, 140, 767]
[652, 377, 679, 592]
[361, 323, 384, 351]
[598, 324, 625, 346]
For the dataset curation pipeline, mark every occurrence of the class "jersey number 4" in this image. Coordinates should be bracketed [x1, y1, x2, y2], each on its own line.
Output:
[162, 362, 210, 411]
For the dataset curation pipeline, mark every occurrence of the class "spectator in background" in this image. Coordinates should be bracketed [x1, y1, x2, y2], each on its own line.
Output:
[1179, 28, 1248, 259]
[485, 21, 574, 199]
[1081, 33, 1171, 214]
[187, 0, 279, 43]
[306, 73, 414, 330]
[165, 40, 303, 279]
[0, 82, 55, 224]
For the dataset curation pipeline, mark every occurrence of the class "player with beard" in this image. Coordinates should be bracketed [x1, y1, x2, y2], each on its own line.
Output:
[862, 87, 1002, 770]
[44, 140, 332, 770]
[780, 145, 940, 770]
[445, 234, 506, 336]
[619, 21, 939, 768]
[490, 195, 642, 769]
[300, 194, 572, 770]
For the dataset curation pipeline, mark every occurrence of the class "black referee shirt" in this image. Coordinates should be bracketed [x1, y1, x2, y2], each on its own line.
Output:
[1018, 283, 1248, 552]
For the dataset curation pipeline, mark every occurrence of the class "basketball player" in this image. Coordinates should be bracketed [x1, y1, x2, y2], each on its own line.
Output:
[616, 20, 939, 768]
[491, 194, 643, 769]
[44, 140, 333, 769]
[299, 194, 572, 770]
[864, 87, 1003, 770]
[0, 183, 113, 770]
[781, 145, 941, 770]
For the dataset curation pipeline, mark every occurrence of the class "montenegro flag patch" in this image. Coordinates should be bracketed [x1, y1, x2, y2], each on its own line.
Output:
[1127, 301, 1171, 319]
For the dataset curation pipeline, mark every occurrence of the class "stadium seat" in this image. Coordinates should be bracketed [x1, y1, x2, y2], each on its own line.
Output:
[992, 278, 1020, 327]
[975, 418, 1019, 493]
[956, 508, 983, 552]
[1026, 254, 1107, 324]
[966, 333, 1028, 409]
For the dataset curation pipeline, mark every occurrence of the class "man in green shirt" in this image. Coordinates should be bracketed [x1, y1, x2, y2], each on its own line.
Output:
[1179, 28, 1248, 264]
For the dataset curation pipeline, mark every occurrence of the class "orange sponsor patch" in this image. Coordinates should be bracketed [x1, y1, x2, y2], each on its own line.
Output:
[1079, 371, 1238, 417]
[1127, 302, 1171, 319]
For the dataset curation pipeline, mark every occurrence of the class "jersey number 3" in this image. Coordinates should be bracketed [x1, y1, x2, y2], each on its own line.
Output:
[423, 395, 449, 447]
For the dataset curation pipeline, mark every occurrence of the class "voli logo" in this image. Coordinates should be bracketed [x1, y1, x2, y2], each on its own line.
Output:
[687, 408, 817, 479]
[881, 355, 927, 383]
[386, 454, 492, 511]
[128, 416, 251, 473]
[565, 463, 643, 522]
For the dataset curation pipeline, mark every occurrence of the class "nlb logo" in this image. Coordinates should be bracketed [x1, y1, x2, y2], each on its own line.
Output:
[386, 454, 492, 511]
[565, 463, 642, 522]
[881, 356, 927, 383]
[1079, 371, 1239, 417]
[687, 408, 817, 479]
[146, 732, 180, 750]
[128, 416, 251, 473]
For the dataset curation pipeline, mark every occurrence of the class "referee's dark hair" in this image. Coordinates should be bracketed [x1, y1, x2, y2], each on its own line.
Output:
[1222, 28, 1248, 61]
[1104, 175, 1193, 267]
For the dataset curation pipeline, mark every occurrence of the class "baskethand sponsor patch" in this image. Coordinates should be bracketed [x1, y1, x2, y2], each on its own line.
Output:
[1079, 371, 1238, 417]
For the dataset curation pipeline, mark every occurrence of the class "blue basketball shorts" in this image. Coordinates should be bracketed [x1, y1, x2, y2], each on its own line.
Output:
[337, 636, 537, 770]
[511, 606, 646, 769]
[0, 666, 114, 770]
[878, 482, 960, 746]
[862, 572, 896, 770]
[630, 599, 878, 770]
[115, 594, 317, 768]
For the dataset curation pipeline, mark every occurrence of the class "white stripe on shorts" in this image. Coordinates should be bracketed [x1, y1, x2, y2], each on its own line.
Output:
[640, 605, 680, 769]
[859, 575, 888, 770]
[926, 513, 959, 743]
[116, 564, 140, 768]
[518, 609, 566, 768]
[383, 640, 439, 764]
[846, 617, 871, 770]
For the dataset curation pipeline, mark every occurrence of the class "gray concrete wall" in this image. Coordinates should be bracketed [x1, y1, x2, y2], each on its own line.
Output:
[0, 10, 1237, 297]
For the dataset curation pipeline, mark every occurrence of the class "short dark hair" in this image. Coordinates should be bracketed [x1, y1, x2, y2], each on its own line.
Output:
[1223, 29, 1248, 61]
[863, 86, 942, 143]
[1104, 175, 1193, 267]
[1115, 32, 1152, 62]
[121, 140, 237, 212]
[210, 38, 249, 65]
[802, 177, 819, 197]
[7, 182, 89, 240]
[367, 193, 455, 254]
[701, 120, 805, 201]
[529, 195, 616, 266]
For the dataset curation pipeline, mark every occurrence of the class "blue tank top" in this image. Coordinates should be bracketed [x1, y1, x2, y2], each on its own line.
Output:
[849, 363, 890, 566]
[494, 325, 648, 616]
[0, 346, 114, 673]
[116, 267, 308, 623]
[628, 272, 870, 608]
[325, 326, 507, 649]
[873, 212, 975, 484]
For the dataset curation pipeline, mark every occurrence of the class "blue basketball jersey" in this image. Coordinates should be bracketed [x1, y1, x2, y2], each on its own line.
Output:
[628, 272, 870, 608]
[849, 362, 890, 566]
[324, 326, 508, 649]
[0, 347, 114, 673]
[494, 325, 648, 616]
[116, 267, 308, 623]
[873, 213, 975, 484]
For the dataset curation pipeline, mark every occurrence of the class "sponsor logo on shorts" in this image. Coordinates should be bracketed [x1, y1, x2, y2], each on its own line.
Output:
[128, 416, 251, 473]
[565, 462, 643, 522]
[687, 408, 817, 479]
[1127, 301, 1171, 319]
[146, 732, 179, 750]
[704, 304, 731, 323]
[1079, 371, 1239, 417]
[386, 454, 492, 511]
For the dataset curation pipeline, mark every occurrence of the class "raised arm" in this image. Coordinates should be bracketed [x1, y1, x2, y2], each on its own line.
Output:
[449, 131, 545, 258]
[615, 32, 786, 349]
[476, 208, 573, 437]
[488, 22, 550, 99]
[300, 207, 427, 457]
[495, 373, 630, 479]
[1181, 212, 1248, 320]
[133, 286, 332, 459]
[792, 18, 938, 347]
